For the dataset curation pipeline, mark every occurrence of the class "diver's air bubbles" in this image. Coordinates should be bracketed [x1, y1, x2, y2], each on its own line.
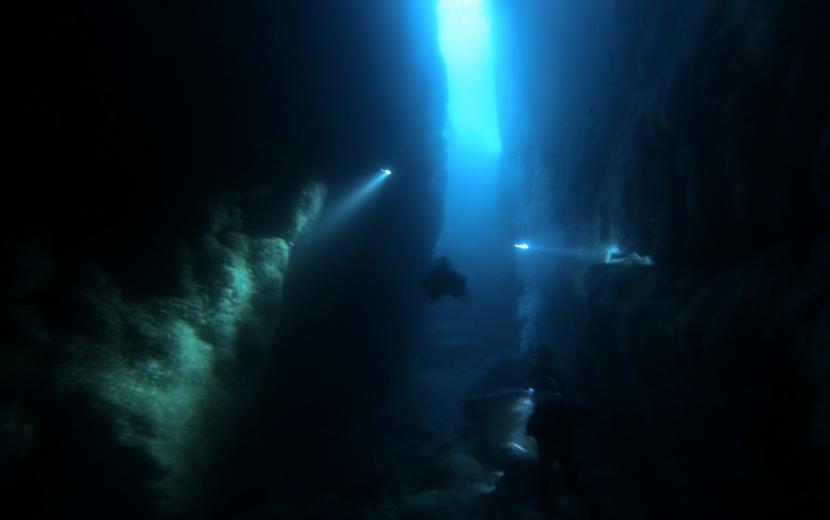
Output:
[514, 243, 530, 250]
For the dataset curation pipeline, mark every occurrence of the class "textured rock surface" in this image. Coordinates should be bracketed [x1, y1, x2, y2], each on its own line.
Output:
[4, 1, 444, 517]
[504, 1, 830, 518]
[2, 188, 323, 515]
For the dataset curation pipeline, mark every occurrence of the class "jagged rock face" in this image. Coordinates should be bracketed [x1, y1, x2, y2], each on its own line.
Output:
[505, 0, 829, 518]
[49, 195, 324, 512]
[4, 1, 444, 517]
[2, 188, 324, 516]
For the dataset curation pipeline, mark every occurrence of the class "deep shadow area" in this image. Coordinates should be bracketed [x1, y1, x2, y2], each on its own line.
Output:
[7, 390, 165, 519]
[500, 1, 830, 518]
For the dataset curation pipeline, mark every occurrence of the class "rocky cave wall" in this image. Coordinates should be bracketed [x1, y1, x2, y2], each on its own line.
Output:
[3, 1, 445, 517]
[502, 1, 829, 518]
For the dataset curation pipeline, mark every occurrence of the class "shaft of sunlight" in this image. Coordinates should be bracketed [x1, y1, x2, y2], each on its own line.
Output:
[437, 0, 501, 154]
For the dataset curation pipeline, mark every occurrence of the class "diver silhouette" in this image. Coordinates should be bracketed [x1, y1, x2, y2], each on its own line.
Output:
[527, 348, 602, 518]
[422, 256, 468, 302]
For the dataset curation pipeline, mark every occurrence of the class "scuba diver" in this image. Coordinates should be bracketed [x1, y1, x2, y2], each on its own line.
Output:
[526, 347, 602, 518]
[422, 256, 468, 302]
[605, 245, 654, 265]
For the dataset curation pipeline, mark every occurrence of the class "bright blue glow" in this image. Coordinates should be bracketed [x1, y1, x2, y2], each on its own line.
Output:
[514, 243, 529, 250]
[604, 245, 655, 265]
[433, 0, 503, 279]
[436, 0, 501, 153]
[605, 244, 622, 263]
[380, 168, 392, 176]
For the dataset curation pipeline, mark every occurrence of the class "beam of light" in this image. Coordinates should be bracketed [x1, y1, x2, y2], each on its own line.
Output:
[515, 241, 620, 261]
[531, 245, 597, 257]
[437, 0, 501, 153]
[514, 242, 656, 265]
[315, 168, 392, 235]
[433, 0, 503, 276]
[342, 169, 390, 207]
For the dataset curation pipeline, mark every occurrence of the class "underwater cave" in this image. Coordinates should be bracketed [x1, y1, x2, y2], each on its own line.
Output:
[3, 1, 829, 519]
